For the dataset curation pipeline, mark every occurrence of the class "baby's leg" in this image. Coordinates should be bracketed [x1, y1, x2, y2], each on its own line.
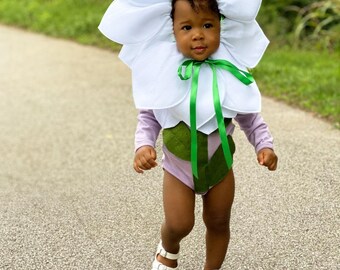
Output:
[157, 170, 195, 268]
[202, 169, 235, 270]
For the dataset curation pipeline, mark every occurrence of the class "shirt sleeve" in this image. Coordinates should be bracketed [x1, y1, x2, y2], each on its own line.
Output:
[135, 109, 162, 152]
[234, 113, 274, 153]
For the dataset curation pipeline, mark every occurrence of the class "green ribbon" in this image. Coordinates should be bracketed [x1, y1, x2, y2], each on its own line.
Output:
[178, 59, 254, 179]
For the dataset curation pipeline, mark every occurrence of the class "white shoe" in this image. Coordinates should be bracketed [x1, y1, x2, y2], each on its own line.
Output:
[151, 241, 179, 270]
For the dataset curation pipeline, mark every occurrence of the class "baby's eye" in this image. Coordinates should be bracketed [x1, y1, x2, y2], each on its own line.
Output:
[182, 25, 192, 31]
[203, 23, 213, 29]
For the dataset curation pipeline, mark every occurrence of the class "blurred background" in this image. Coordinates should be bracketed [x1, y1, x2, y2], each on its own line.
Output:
[0, 0, 339, 127]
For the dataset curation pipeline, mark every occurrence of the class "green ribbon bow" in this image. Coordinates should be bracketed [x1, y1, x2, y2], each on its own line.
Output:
[177, 59, 254, 179]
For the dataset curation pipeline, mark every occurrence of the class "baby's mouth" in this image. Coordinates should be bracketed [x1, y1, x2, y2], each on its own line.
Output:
[193, 46, 207, 53]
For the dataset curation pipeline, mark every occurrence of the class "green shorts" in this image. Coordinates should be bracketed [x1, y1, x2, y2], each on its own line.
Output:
[162, 120, 235, 193]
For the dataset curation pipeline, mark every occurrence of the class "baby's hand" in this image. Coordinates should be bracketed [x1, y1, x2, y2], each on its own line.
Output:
[133, 146, 158, 173]
[257, 148, 278, 171]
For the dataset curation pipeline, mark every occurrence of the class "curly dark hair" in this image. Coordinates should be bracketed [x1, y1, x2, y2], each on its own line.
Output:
[170, 0, 220, 21]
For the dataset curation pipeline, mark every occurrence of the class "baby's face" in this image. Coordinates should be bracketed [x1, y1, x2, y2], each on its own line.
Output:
[173, 0, 220, 61]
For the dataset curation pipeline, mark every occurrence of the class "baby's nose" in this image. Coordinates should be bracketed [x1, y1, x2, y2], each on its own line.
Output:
[192, 30, 204, 40]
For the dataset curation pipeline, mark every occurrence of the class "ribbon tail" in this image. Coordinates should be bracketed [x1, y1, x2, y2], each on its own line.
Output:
[214, 60, 254, 85]
[190, 64, 201, 179]
[210, 64, 233, 170]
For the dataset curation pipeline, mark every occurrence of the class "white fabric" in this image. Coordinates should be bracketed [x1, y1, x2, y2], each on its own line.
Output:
[98, 0, 269, 135]
[217, 0, 262, 22]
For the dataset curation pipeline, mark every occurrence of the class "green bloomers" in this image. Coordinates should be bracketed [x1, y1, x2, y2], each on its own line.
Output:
[163, 119, 235, 193]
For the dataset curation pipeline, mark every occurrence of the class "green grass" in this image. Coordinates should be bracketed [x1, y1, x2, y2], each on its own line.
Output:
[0, 0, 119, 50]
[0, 0, 338, 128]
[252, 48, 339, 127]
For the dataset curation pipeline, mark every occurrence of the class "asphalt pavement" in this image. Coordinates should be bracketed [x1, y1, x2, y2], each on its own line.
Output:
[0, 25, 339, 270]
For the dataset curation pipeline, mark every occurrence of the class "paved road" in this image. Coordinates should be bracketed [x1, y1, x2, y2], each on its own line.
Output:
[0, 25, 339, 270]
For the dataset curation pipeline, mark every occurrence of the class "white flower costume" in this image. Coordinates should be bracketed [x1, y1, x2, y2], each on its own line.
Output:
[98, 0, 269, 135]
[100, 3, 274, 262]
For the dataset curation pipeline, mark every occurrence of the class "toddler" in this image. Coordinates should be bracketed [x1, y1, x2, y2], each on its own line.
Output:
[99, 0, 278, 269]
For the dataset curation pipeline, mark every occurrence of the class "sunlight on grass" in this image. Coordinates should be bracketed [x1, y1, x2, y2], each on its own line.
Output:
[253, 48, 339, 127]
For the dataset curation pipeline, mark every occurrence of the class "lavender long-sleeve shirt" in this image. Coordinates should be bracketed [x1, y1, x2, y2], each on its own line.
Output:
[135, 110, 273, 153]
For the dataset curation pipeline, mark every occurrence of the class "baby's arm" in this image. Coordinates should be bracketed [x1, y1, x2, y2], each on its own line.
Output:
[234, 113, 278, 171]
[133, 110, 162, 173]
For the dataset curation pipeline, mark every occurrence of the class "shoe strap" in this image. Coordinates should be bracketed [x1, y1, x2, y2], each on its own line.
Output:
[157, 241, 179, 260]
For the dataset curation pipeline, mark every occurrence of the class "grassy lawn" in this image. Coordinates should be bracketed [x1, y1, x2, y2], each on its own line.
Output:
[0, 0, 119, 50]
[253, 48, 339, 127]
[0, 0, 338, 127]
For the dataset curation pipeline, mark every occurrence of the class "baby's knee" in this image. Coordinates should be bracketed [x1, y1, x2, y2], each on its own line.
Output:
[203, 215, 230, 232]
[165, 218, 195, 238]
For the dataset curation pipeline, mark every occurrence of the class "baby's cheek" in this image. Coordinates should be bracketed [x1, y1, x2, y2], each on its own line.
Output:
[213, 37, 221, 51]
[177, 45, 190, 58]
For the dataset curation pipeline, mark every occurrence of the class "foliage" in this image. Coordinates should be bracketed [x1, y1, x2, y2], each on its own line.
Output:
[259, 0, 340, 51]
[289, 0, 340, 50]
